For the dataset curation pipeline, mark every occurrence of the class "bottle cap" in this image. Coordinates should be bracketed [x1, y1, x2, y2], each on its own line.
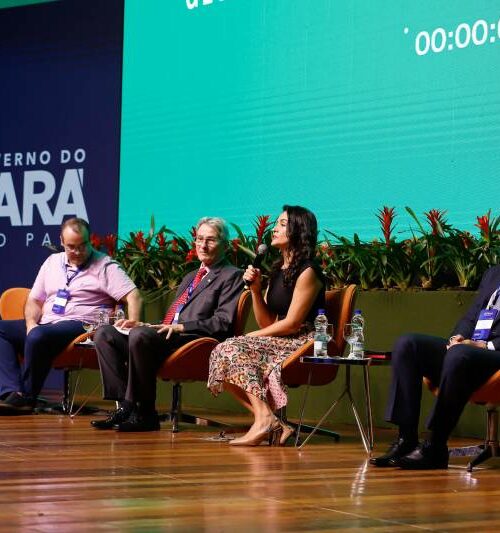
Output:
[317, 309, 326, 315]
[354, 309, 362, 314]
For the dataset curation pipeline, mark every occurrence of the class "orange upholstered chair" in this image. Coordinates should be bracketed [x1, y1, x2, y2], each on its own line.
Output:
[51, 333, 99, 414]
[280, 285, 358, 438]
[425, 371, 500, 471]
[158, 290, 252, 432]
[0, 287, 97, 414]
[0, 287, 30, 320]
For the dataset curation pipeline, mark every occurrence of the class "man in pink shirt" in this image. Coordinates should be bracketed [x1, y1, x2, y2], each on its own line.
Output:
[0, 218, 142, 414]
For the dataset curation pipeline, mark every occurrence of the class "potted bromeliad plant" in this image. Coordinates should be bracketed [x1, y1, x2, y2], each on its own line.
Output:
[90, 208, 500, 295]
[318, 206, 500, 291]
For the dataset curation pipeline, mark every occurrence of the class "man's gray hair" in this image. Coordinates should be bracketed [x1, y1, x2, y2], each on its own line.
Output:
[196, 217, 229, 245]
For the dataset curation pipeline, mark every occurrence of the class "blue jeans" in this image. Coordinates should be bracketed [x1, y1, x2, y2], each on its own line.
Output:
[0, 319, 84, 399]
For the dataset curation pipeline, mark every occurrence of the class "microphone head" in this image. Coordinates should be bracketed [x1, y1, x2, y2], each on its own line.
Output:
[256, 244, 268, 256]
[253, 244, 268, 269]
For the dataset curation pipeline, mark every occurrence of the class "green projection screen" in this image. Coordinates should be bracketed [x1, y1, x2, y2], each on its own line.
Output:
[120, 0, 500, 238]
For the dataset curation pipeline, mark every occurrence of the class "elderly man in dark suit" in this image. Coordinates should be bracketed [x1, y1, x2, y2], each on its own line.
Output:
[371, 265, 500, 469]
[91, 217, 243, 432]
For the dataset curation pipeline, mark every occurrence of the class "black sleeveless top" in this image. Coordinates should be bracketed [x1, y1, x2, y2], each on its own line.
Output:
[266, 260, 326, 325]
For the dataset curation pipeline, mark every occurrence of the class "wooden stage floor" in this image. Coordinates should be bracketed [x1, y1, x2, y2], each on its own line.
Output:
[0, 411, 499, 532]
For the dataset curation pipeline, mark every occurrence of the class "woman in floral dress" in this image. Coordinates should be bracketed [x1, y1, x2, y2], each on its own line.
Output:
[208, 205, 325, 446]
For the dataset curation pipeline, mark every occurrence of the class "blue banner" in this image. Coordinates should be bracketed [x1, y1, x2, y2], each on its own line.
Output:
[0, 0, 124, 293]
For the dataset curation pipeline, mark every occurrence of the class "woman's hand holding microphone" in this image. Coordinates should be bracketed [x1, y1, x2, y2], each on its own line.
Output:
[243, 265, 262, 292]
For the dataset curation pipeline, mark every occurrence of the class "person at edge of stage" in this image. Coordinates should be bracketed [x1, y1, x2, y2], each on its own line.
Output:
[0, 217, 141, 414]
[371, 264, 500, 469]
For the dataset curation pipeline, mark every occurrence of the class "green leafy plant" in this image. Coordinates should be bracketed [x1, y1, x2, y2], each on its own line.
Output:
[89, 208, 500, 293]
[114, 217, 193, 301]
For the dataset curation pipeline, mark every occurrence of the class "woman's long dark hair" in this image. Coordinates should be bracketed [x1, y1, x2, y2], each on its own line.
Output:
[272, 205, 318, 287]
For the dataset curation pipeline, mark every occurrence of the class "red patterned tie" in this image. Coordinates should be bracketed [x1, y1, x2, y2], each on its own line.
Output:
[162, 268, 207, 325]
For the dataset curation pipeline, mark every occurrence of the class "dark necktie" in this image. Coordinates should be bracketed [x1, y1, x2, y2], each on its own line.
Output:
[162, 268, 207, 325]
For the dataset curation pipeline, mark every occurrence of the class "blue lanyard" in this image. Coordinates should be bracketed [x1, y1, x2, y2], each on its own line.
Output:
[62, 251, 93, 287]
[65, 266, 80, 287]
[186, 269, 206, 300]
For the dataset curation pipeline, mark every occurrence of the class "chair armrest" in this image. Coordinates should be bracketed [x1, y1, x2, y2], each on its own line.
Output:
[52, 333, 100, 370]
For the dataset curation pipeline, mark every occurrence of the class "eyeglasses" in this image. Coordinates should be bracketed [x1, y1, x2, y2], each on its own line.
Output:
[195, 237, 219, 247]
[63, 241, 90, 253]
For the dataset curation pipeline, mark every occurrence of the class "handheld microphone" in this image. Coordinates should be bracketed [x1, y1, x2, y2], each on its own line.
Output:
[245, 244, 268, 288]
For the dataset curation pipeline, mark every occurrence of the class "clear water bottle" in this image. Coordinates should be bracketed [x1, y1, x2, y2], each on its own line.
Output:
[351, 309, 365, 358]
[115, 305, 126, 322]
[314, 309, 329, 357]
[97, 306, 111, 327]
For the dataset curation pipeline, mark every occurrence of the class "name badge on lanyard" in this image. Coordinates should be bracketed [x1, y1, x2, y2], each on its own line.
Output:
[173, 304, 184, 324]
[472, 309, 499, 341]
[52, 261, 80, 315]
[52, 288, 70, 314]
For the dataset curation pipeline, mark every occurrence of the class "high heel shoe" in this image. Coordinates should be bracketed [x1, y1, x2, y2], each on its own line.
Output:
[278, 421, 295, 446]
[230, 419, 282, 447]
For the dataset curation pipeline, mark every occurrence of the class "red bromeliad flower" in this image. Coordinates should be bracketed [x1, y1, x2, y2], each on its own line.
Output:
[476, 210, 491, 240]
[171, 238, 179, 252]
[103, 234, 117, 257]
[133, 231, 147, 252]
[376, 206, 396, 247]
[425, 209, 447, 236]
[460, 231, 474, 250]
[156, 231, 166, 249]
[254, 215, 271, 249]
[90, 233, 101, 249]
[231, 238, 240, 252]
[185, 248, 197, 262]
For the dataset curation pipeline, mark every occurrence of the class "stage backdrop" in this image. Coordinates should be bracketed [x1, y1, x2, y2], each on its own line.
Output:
[119, 0, 500, 240]
[0, 0, 124, 293]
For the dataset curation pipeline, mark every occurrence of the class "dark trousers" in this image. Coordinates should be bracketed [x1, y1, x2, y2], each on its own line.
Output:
[0, 319, 84, 398]
[93, 325, 200, 413]
[385, 333, 500, 441]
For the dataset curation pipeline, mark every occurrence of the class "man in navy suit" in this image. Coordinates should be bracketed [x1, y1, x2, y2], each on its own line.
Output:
[91, 217, 243, 432]
[371, 265, 500, 469]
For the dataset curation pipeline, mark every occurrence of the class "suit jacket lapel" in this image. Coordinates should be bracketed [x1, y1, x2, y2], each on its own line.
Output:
[182, 261, 226, 309]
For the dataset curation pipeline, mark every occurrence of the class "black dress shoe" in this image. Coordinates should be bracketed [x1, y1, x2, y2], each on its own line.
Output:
[91, 407, 131, 430]
[369, 438, 419, 467]
[0, 392, 34, 414]
[398, 441, 449, 470]
[115, 411, 160, 432]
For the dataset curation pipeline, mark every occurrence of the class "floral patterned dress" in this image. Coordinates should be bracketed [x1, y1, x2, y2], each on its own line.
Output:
[207, 262, 325, 410]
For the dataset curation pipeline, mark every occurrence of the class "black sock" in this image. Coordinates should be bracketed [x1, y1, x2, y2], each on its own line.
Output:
[429, 431, 448, 450]
[399, 425, 418, 445]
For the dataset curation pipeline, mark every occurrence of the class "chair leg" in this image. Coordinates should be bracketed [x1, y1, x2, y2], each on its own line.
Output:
[171, 383, 182, 433]
[158, 382, 230, 433]
[278, 406, 341, 444]
[468, 408, 500, 472]
[38, 366, 100, 416]
[61, 370, 71, 415]
[449, 406, 500, 472]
